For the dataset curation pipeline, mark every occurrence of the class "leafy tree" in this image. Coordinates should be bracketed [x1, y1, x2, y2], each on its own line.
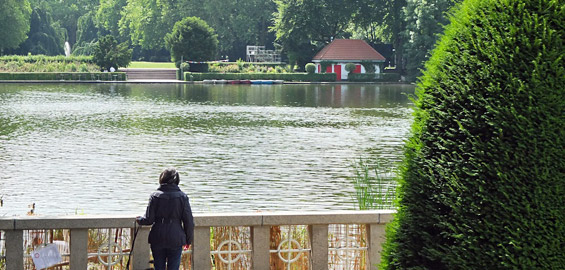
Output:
[4, 5, 64, 56]
[120, 0, 275, 61]
[119, 0, 168, 50]
[165, 17, 218, 66]
[381, 0, 565, 269]
[74, 11, 99, 55]
[49, 0, 98, 47]
[93, 35, 132, 71]
[402, 0, 460, 80]
[272, 0, 354, 68]
[0, 0, 32, 51]
[350, 0, 407, 72]
[95, 0, 127, 42]
[199, 0, 276, 60]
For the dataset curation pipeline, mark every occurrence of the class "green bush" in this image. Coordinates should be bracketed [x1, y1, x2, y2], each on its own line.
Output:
[0, 72, 126, 81]
[165, 16, 218, 66]
[305, 63, 316, 74]
[360, 60, 376, 73]
[348, 73, 400, 82]
[185, 72, 336, 82]
[0, 55, 94, 63]
[93, 35, 132, 71]
[345, 63, 356, 74]
[381, 0, 565, 269]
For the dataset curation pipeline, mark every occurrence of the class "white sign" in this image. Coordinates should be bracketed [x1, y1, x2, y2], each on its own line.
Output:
[31, 244, 62, 270]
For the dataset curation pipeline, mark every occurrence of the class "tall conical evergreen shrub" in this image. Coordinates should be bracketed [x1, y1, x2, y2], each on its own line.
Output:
[381, 0, 564, 269]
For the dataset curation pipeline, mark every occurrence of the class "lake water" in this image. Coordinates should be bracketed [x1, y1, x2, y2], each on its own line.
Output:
[0, 83, 414, 216]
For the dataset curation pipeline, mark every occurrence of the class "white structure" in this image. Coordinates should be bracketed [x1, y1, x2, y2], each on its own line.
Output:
[246, 45, 282, 62]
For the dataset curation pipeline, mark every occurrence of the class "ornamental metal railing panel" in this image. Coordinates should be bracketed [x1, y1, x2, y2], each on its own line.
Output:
[0, 210, 394, 270]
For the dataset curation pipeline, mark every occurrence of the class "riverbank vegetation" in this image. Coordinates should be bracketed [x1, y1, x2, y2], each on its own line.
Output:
[0, 0, 462, 80]
[0, 55, 98, 72]
[381, 0, 565, 268]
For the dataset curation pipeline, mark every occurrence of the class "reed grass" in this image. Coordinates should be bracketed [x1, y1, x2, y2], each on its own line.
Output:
[350, 158, 398, 210]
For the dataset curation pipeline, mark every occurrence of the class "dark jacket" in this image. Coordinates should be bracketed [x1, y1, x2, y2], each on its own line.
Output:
[138, 184, 194, 248]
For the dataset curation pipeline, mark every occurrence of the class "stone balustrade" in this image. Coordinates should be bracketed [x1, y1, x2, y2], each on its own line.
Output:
[0, 210, 394, 270]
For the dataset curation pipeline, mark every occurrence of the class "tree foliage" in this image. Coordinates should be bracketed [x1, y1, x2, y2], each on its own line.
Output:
[382, 0, 565, 269]
[93, 35, 132, 71]
[4, 5, 64, 56]
[0, 0, 32, 51]
[402, 0, 460, 80]
[165, 17, 218, 66]
[272, 0, 354, 68]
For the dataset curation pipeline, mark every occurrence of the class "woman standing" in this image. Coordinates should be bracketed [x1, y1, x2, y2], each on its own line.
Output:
[137, 168, 194, 270]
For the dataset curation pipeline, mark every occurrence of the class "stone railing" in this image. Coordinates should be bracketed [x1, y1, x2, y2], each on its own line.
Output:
[0, 210, 394, 270]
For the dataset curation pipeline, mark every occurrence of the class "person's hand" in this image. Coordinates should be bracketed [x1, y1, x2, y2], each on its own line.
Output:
[135, 216, 142, 224]
[183, 244, 190, 251]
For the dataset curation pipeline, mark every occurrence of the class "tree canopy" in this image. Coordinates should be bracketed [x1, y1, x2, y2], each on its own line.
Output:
[0, 0, 32, 51]
[93, 35, 132, 71]
[165, 17, 218, 65]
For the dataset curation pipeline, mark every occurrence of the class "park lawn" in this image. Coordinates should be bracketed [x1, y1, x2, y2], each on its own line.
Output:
[128, 61, 176, 68]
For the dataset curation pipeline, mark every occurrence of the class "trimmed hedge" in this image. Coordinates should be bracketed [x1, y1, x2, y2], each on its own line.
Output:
[0, 55, 94, 63]
[382, 0, 564, 269]
[348, 73, 401, 82]
[185, 72, 336, 82]
[0, 72, 126, 81]
[213, 62, 286, 68]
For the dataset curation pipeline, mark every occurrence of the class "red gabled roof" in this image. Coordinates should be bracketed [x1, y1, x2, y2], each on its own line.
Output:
[313, 39, 385, 61]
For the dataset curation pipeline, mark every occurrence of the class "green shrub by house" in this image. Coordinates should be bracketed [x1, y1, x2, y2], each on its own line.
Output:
[381, 0, 564, 269]
[345, 63, 356, 74]
[305, 63, 316, 74]
[185, 72, 336, 82]
[348, 73, 400, 82]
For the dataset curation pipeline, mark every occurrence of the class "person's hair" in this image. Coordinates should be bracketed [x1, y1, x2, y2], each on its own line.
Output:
[159, 168, 180, 185]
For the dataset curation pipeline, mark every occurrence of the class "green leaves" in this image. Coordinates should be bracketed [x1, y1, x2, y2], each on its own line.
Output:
[164, 16, 218, 65]
[93, 35, 132, 71]
[382, 0, 565, 269]
[0, 0, 32, 50]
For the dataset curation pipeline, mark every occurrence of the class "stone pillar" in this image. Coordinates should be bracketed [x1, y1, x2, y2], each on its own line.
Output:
[70, 228, 88, 269]
[132, 226, 151, 270]
[309, 224, 328, 270]
[251, 225, 270, 270]
[5, 230, 23, 270]
[367, 223, 386, 270]
[193, 226, 211, 269]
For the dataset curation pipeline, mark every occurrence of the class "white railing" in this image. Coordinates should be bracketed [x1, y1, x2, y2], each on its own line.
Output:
[0, 210, 394, 270]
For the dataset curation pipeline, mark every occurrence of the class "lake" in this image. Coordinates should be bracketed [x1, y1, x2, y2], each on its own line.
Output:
[0, 83, 414, 216]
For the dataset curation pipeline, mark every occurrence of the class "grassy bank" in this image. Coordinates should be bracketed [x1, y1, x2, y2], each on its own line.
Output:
[127, 61, 176, 68]
[0, 72, 126, 81]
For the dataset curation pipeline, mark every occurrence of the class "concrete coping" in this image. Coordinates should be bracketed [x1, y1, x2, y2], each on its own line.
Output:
[0, 210, 396, 230]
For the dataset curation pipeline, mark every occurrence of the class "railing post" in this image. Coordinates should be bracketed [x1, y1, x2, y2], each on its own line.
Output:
[5, 229, 23, 270]
[193, 226, 211, 269]
[70, 228, 88, 269]
[251, 225, 270, 270]
[366, 223, 386, 270]
[309, 224, 328, 270]
[132, 226, 151, 270]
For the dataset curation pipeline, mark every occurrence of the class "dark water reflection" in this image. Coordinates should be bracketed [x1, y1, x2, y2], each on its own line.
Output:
[0, 83, 414, 216]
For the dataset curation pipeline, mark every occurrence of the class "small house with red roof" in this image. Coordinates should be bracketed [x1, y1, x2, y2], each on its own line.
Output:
[312, 39, 386, 81]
